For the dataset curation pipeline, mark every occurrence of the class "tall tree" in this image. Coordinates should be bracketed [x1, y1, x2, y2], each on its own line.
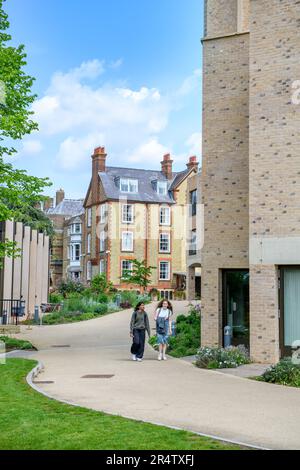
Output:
[121, 259, 156, 293]
[0, 0, 52, 259]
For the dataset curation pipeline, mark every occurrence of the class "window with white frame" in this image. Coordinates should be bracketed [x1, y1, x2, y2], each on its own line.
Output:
[73, 223, 81, 234]
[87, 261, 92, 281]
[160, 206, 171, 226]
[122, 204, 134, 224]
[100, 231, 106, 252]
[159, 261, 170, 281]
[99, 259, 106, 275]
[100, 204, 107, 223]
[120, 178, 138, 194]
[157, 181, 168, 196]
[159, 233, 170, 253]
[87, 234, 91, 254]
[70, 243, 81, 262]
[122, 231, 134, 252]
[121, 260, 133, 278]
[87, 208, 92, 227]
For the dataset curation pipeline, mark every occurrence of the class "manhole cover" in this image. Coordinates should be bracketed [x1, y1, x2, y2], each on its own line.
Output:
[81, 375, 114, 379]
[51, 345, 71, 348]
[33, 381, 55, 384]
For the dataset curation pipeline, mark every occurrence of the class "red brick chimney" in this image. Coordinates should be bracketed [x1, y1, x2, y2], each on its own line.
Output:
[91, 146, 107, 204]
[186, 156, 199, 172]
[43, 197, 54, 212]
[56, 189, 65, 206]
[161, 153, 173, 180]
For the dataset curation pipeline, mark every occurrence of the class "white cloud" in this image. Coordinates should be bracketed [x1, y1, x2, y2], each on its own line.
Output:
[32, 60, 169, 143]
[30, 60, 201, 172]
[186, 132, 202, 158]
[127, 138, 170, 165]
[21, 139, 43, 155]
[177, 69, 202, 97]
[57, 133, 105, 170]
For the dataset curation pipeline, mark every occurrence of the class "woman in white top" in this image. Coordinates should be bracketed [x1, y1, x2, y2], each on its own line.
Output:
[154, 299, 173, 361]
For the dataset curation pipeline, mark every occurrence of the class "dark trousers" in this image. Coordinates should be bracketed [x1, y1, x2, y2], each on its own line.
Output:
[133, 329, 146, 359]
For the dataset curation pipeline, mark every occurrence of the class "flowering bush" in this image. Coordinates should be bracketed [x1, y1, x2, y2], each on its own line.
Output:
[195, 345, 250, 369]
[260, 359, 300, 387]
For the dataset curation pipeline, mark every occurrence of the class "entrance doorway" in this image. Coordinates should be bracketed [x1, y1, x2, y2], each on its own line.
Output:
[280, 267, 300, 358]
[222, 270, 250, 348]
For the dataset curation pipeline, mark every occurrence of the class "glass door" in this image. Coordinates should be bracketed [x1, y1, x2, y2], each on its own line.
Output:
[281, 268, 300, 357]
[223, 270, 250, 348]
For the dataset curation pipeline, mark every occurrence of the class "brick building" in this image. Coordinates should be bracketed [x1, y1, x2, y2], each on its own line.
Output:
[45, 190, 84, 290]
[83, 147, 199, 298]
[201, 0, 300, 363]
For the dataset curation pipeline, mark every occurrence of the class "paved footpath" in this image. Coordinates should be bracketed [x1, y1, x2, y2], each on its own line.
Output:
[16, 301, 300, 450]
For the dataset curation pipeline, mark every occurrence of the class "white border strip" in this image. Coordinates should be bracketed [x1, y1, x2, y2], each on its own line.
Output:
[26, 362, 270, 451]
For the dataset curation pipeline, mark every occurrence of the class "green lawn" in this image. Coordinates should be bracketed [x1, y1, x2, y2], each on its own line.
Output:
[0, 359, 243, 450]
[0, 336, 35, 352]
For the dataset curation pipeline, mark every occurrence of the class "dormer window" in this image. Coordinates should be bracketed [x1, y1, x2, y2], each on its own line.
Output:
[157, 181, 168, 196]
[120, 178, 138, 194]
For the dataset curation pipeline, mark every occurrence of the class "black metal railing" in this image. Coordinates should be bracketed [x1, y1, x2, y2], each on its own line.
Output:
[0, 300, 26, 326]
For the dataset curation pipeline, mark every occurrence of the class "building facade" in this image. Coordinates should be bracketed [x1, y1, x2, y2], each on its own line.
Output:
[83, 147, 199, 298]
[45, 190, 84, 290]
[201, 0, 300, 363]
[0, 220, 49, 320]
[62, 213, 84, 282]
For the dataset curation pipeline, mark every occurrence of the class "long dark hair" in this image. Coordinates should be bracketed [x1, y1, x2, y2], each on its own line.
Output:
[135, 302, 145, 311]
[157, 299, 173, 313]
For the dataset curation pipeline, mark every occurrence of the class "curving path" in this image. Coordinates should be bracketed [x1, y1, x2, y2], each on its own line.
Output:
[17, 301, 300, 450]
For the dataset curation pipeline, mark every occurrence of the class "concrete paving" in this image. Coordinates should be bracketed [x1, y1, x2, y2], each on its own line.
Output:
[13, 301, 300, 450]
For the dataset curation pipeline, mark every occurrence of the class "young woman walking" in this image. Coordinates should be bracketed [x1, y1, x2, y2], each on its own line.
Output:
[130, 302, 151, 362]
[154, 299, 173, 361]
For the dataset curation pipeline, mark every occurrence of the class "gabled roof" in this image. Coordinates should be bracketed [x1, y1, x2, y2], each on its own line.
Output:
[98, 166, 191, 204]
[46, 199, 84, 217]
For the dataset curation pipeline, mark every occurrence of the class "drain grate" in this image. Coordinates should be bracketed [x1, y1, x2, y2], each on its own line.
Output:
[33, 381, 55, 384]
[81, 375, 114, 379]
[51, 345, 71, 348]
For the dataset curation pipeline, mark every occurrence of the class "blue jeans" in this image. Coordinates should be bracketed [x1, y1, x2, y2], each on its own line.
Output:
[133, 329, 146, 359]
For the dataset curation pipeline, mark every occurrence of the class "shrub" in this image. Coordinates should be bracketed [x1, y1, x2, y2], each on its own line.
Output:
[91, 274, 114, 295]
[58, 280, 85, 297]
[97, 293, 109, 304]
[120, 301, 132, 310]
[149, 306, 201, 358]
[94, 304, 108, 315]
[49, 293, 63, 304]
[195, 345, 250, 369]
[260, 359, 300, 387]
[120, 290, 138, 308]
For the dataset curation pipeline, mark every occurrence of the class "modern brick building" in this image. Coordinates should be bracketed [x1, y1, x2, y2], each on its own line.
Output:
[83, 147, 199, 298]
[201, 0, 300, 363]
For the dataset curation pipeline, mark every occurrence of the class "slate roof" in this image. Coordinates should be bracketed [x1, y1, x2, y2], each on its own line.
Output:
[46, 199, 84, 217]
[99, 167, 191, 204]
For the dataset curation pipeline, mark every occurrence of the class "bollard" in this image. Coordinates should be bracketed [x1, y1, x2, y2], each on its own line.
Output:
[34, 306, 40, 324]
[171, 320, 176, 337]
[224, 325, 232, 348]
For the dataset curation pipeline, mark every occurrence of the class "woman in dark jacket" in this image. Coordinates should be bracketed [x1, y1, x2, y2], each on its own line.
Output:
[130, 302, 151, 362]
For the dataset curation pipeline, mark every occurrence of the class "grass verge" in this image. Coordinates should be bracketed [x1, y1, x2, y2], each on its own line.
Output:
[0, 336, 35, 352]
[0, 359, 243, 450]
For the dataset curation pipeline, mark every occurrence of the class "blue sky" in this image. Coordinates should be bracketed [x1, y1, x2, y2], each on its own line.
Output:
[5, 0, 204, 199]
